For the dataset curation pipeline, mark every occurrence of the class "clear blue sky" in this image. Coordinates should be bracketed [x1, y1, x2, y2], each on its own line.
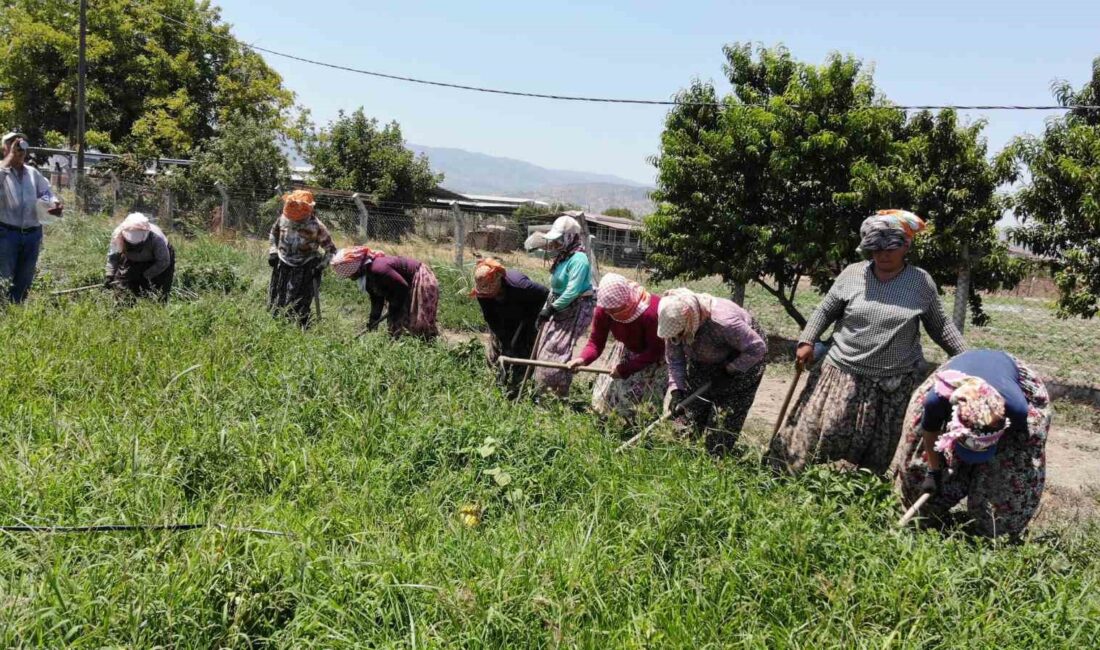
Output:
[218, 0, 1098, 186]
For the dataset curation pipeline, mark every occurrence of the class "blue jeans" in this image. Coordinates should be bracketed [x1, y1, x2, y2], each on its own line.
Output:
[0, 225, 43, 304]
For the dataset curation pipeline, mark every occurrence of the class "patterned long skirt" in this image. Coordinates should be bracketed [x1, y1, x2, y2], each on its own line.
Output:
[268, 261, 318, 328]
[533, 295, 596, 398]
[590, 342, 666, 418]
[392, 264, 439, 340]
[890, 357, 1051, 537]
[766, 362, 925, 476]
[675, 318, 768, 454]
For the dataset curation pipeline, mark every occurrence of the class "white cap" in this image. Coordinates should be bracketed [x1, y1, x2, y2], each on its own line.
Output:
[2, 132, 27, 146]
[122, 229, 150, 244]
[544, 215, 581, 242]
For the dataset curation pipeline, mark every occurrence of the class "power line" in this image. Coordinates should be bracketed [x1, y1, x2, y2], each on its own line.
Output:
[137, 3, 1100, 112]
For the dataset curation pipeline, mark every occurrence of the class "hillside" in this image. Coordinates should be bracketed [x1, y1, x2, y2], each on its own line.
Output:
[409, 144, 655, 214]
[2, 215, 1098, 645]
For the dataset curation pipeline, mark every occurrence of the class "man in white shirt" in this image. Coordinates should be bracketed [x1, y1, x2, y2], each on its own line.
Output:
[0, 132, 62, 303]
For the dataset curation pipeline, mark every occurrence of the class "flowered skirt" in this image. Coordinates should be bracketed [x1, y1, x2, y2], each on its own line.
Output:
[393, 264, 439, 340]
[890, 357, 1051, 537]
[533, 295, 596, 398]
[269, 261, 319, 328]
[591, 342, 666, 418]
[674, 318, 767, 453]
[767, 361, 925, 476]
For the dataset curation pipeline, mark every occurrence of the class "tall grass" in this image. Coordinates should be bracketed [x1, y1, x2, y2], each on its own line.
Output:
[0, 218, 1097, 646]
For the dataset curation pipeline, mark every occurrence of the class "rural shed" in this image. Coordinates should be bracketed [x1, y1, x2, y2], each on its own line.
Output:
[535, 210, 647, 267]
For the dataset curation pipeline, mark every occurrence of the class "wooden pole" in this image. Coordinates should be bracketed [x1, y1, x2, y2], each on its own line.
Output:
[50, 284, 100, 296]
[772, 365, 804, 436]
[75, 0, 87, 185]
[898, 493, 932, 527]
[498, 356, 613, 375]
[616, 381, 713, 453]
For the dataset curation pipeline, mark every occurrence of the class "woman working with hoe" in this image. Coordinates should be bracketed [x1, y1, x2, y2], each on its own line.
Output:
[768, 210, 967, 476]
[330, 246, 439, 340]
[470, 258, 549, 396]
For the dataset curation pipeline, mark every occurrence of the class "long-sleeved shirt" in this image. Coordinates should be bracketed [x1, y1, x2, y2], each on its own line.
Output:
[799, 262, 967, 378]
[268, 215, 336, 267]
[478, 270, 549, 351]
[549, 251, 593, 311]
[921, 349, 1029, 435]
[666, 298, 767, 391]
[106, 224, 172, 279]
[579, 297, 664, 378]
[359, 255, 422, 327]
[0, 164, 56, 229]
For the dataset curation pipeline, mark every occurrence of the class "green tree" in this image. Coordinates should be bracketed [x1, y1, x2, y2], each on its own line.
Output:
[0, 0, 294, 157]
[1004, 58, 1100, 318]
[645, 44, 905, 326]
[306, 108, 440, 206]
[603, 207, 635, 219]
[864, 110, 1024, 330]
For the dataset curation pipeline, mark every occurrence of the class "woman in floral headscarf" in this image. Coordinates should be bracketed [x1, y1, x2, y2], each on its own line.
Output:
[104, 212, 175, 301]
[768, 210, 967, 475]
[657, 288, 767, 454]
[331, 245, 439, 340]
[268, 190, 336, 327]
[471, 258, 549, 396]
[526, 215, 595, 398]
[890, 349, 1051, 537]
[567, 273, 664, 418]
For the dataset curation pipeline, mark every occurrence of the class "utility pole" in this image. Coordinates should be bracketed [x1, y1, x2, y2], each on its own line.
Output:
[75, 0, 88, 184]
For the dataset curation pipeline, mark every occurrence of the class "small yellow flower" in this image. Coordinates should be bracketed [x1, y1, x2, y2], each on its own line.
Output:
[459, 504, 481, 528]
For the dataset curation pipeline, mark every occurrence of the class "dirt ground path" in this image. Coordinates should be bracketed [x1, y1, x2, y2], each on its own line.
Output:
[745, 366, 1100, 524]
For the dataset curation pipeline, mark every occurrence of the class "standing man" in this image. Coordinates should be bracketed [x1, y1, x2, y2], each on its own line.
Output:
[0, 132, 63, 304]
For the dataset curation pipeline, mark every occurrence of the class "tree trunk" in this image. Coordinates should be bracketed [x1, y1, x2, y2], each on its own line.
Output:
[952, 243, 971, 334]
[753, 277, 807, 329]
[729, 281, 746, 306]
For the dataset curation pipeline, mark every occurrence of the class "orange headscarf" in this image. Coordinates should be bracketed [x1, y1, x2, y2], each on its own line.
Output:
[470, 258, 506, 298]
[282, 190, 316, 222]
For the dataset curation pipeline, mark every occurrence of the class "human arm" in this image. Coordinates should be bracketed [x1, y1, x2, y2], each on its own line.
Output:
[143, 234, 172, 279]
[798, 278, 848, 346]
[575, 308, 611, 368]
[315, 221, 337, 267]
[267, 220, 280, 257]
[722, 313, 767, 373]
[616, 317, 665, 378]
[665, 339, 689, 392]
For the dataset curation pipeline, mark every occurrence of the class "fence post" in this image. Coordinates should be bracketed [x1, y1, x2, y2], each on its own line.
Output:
[163, 188, 174, 229]
[452, 201, 465, 268]
[352, 193, 370, 240]
[952, 242, 971, 334]
[108, 170, 120, 204]
[214, 182, 229, 232]
[576, 212, 601, 285]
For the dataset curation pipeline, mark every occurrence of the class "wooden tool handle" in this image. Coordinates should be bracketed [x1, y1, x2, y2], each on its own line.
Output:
[898, 493, 932, 527]
[498, 356, 613, 375]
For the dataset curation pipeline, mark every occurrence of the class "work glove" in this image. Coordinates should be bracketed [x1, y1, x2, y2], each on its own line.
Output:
[538, 305, 556, 323]
[919, 469, 944, 495]
[268, 252, 279, 268]
[103, 275, 116, 289]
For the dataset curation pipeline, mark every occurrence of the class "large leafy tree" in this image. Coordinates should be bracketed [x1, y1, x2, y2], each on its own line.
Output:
[870, 110, 1025, 330]
[1005, 58, 1100, 318]
[306, 108, 440, 206]
[645, 44, 905, 326]
[0, 0, 294, 157]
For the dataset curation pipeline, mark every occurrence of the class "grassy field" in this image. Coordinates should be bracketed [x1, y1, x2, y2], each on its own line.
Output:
[1, 216, 1098, 646]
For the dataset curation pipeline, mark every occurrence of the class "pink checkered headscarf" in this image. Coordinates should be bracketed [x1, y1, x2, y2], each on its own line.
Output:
[657, 288, 714, 343]
[596, 273, 650, 323]
[330, 246, 383, 279]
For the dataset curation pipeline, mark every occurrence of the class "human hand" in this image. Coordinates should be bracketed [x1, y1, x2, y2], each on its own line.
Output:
[670, 388, 687, 414]
[538, 305, 556, 322]
[268, 252, 279, 268]
[610, 367, 623, 379]
[795, 342, 815, 369]
[566, 358, 586, 372]
[919, 469, 944, 495]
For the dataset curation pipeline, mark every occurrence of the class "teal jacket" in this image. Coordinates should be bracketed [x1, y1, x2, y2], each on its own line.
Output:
[549, 251, 593, 311]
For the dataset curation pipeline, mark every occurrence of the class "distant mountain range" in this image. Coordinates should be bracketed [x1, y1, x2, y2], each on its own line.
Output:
[409, 144, 655, 215]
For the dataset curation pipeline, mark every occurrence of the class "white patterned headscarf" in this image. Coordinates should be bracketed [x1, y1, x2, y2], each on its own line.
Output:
[657, 288, 714, 343]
